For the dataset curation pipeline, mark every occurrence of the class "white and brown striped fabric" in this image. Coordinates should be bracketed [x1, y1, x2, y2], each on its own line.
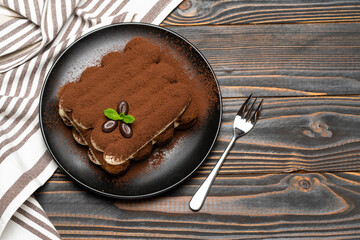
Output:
[0, 0, 182, 239]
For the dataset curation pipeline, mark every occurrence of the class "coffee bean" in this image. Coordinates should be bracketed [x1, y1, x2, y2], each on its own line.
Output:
[102, 120, 118, 133]
[117, 100, 129, 115]
[120, 122, 132, 138]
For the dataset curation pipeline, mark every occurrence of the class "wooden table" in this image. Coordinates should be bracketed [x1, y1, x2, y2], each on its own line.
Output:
[35, 1, 360, 239]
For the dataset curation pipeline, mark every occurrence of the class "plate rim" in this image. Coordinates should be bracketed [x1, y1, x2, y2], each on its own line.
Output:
[39, 22, 222, 199]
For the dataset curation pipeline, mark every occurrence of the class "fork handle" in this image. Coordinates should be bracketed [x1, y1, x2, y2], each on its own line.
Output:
[189, 136, 237, 211]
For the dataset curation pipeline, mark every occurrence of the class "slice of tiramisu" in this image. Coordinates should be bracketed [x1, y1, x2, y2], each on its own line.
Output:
[58, 37, 197, 175]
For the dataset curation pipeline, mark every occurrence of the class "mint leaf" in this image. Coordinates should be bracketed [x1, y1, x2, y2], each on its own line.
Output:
[122, 115, 135, 124]
[104, 108, 121, 120]
[104, 108, 135, 124]
[119, 112, 125, 118]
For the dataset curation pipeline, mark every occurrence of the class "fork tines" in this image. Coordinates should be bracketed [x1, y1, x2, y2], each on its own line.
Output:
[238, 94, 263, 123]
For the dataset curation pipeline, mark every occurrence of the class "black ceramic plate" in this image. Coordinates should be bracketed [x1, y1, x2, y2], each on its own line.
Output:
[40, 23, 221, 199]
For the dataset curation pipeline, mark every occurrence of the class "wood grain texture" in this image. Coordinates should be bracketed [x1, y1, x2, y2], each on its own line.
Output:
[169, 22, 360, 97]
[206, 96, 360, 173]
[163, 0, 360, 26]
[36, 171, 360, 239]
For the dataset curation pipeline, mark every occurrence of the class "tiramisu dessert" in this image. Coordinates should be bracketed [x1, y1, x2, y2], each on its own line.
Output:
[58, 37, 197, 175]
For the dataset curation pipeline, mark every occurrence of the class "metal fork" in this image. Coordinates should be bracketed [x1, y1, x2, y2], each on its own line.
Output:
[189, 94, 263, 211]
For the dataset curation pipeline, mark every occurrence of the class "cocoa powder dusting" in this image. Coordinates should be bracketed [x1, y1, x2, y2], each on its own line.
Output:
[59, 36, 218, 178]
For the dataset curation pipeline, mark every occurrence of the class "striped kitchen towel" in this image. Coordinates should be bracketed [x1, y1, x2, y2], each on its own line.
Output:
[0, 0, 182, 239]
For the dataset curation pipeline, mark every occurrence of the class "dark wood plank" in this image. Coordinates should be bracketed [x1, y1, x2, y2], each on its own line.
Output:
[206, 96, 360, 173]
[163, 0, 360, 26]
[168, 23, 360, 97]
[36, 170, 360, 239]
